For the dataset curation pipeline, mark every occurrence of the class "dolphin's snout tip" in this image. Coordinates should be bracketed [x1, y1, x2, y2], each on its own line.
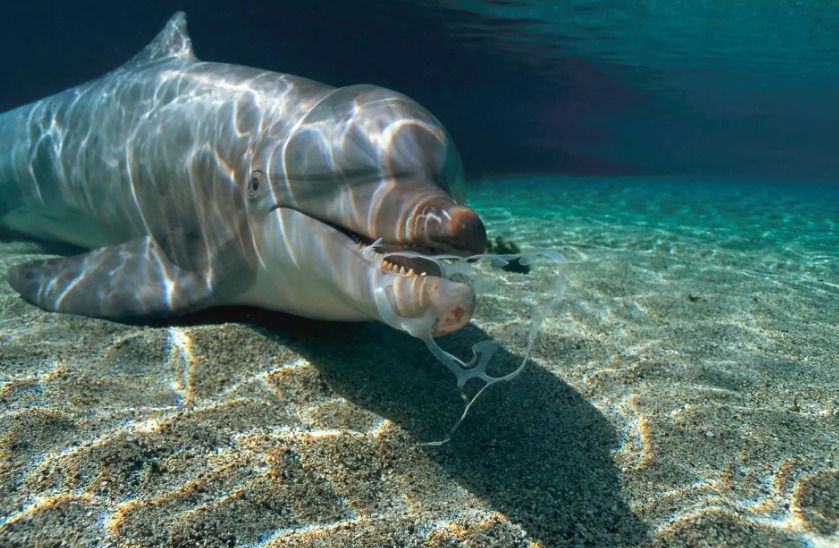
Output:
[433, 206, 487, 255]
[430, 280, 476, 337]
[381, 273, 476, 337]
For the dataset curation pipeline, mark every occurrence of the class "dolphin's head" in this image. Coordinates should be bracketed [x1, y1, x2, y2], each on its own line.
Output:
[276, 84, 487, 255]
[243, 84, 486, 337]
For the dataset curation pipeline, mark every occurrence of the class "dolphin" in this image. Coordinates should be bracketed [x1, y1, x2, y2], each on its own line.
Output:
[0, 12, 487, 337]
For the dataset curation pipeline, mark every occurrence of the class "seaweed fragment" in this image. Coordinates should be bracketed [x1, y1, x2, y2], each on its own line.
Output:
[486, 235, 530, 274]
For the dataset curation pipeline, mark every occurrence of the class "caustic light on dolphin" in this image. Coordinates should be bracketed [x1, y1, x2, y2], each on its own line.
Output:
[0, 11, 487, 337]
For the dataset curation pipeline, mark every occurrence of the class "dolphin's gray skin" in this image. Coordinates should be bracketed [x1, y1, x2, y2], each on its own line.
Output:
[0, 12, 487, 337]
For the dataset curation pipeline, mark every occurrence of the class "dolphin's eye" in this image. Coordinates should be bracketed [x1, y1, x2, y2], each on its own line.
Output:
[248, 170, 264, 199]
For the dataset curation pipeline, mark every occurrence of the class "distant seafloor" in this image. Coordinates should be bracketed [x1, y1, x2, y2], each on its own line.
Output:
[1, 176, 837, 546]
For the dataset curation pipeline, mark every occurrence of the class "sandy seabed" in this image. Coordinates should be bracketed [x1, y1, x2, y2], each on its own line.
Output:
[0, 176, 836, 546]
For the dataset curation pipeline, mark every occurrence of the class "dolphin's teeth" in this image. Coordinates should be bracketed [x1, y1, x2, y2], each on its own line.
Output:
[377, 256, 428, 277]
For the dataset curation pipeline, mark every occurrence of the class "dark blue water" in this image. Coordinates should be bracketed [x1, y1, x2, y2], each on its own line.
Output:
[1, 0, 836, 182]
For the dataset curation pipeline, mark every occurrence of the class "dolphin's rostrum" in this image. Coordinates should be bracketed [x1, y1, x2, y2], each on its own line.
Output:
[0, 12, 487, 337]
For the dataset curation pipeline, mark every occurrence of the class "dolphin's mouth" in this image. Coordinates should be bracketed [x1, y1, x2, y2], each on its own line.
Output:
[333, 226, 478, 338]
[341, 202, 487, 278]
[269, 206, 446, 276]
[345, 232, 445, 278]
[267, 202, 486, 336]
[274, 203, 487, 279]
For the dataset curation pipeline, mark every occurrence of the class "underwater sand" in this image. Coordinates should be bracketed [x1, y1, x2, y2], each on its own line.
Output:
[0, 176, 836, 546]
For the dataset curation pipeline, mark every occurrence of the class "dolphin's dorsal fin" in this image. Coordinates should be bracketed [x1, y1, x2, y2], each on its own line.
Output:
[123, 11, 195, 69]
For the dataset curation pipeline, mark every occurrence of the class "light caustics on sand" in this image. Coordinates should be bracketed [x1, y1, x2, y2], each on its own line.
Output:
[362, 238, 565, 444]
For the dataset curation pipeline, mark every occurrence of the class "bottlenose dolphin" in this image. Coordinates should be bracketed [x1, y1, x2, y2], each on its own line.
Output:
[0, 12, 487, 337]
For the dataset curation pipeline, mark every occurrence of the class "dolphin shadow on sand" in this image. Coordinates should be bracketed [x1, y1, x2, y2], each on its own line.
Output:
[186, 307, 650, 545]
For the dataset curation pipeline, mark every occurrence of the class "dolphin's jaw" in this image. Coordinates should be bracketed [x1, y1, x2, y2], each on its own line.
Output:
[316, 216, 479, 337]
[347, 235, 443, 278]
[352, 236, 476, 337]
[245, 207, 476, 337]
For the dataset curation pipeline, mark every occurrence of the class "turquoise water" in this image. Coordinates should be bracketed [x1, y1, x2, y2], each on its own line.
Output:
[472, 177, 839, 251]
[470, 177, 839, 544]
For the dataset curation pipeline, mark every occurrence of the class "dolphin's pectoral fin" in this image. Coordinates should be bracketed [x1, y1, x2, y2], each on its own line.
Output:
[5, 236, 214, 319]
